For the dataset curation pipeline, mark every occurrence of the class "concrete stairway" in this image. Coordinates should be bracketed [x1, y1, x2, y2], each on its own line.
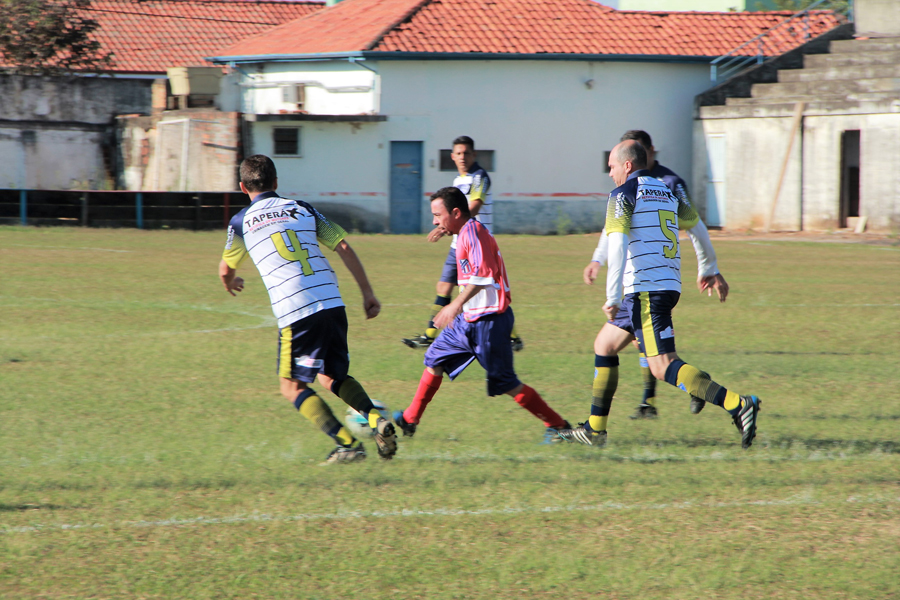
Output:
[713, 36, 900, 114]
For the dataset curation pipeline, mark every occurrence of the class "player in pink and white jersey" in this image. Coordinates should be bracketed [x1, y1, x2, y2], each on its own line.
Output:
[392, 187, 571, 441]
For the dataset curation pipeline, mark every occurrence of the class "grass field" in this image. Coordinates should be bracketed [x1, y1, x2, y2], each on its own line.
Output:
[1, 225, 898, 599]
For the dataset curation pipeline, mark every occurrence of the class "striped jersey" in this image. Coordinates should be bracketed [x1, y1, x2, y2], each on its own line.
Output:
[450, 162, 492, 249]
[605, 170, 700, 295]
[648, 161, 692, 206]
[455, 218, 511, 322]
[222, 191, 348, 329]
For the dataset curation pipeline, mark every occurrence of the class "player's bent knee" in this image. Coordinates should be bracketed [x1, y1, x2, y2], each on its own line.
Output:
[280, 377, 307, 401]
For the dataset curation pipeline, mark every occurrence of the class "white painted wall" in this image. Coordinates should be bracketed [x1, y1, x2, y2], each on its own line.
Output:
[223, 61, 379, 116]
[239, 58, 712, 233]
[695, 107, 900, 233]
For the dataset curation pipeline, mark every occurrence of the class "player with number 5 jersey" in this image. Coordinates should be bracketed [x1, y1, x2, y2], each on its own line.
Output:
[556, 141, 761, 450]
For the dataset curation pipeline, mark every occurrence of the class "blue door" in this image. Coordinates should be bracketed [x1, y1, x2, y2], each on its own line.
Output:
[389, 141, 422, 234]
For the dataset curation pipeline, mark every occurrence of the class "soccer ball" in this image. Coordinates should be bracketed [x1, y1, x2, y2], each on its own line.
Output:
[345, 399, 390, 439]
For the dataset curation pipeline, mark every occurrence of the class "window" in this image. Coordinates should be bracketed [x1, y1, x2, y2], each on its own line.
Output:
[273, 127, 300, 156]
[439, 149, 494, 171]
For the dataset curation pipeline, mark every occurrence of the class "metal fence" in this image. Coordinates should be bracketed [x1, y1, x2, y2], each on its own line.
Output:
[0, 189, 243, 230]
[710, 0, 853, 83]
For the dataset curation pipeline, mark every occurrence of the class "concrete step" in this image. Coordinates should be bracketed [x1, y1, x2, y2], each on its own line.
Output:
[726, 90, 900, 106]
[829, 37, 900, 53]
[779, 63, 900, 82]
[752, 77, 900, 98]
[804, 50, 900, 68]
[702, 96, 900, 119]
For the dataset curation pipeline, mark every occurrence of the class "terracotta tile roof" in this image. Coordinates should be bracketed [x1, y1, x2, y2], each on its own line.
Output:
[216, 0, 842, 60]
[70, 1, 323, 74]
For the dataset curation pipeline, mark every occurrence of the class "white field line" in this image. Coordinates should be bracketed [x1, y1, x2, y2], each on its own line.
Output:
[5, 244, 134, 253]
[4, 493, 897, 536]
[0, 297, 276, 340]
[750, 303, 900, 307]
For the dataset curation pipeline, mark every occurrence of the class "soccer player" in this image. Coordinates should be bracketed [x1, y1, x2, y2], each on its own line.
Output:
[558, 141, 761, 449]
[584, 130, 717, 419]
[393, 187, 570, 439]
[402, 136, 524, 351]
[219, 154, 397, 464]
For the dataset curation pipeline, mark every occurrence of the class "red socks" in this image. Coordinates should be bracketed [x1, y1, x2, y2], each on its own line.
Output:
[403, 370, 443, 424]
[514, 385, 566, 428]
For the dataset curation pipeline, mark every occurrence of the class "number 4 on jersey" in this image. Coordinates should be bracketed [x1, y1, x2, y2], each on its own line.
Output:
[657, 209, 678, 259]
[270, 230, 314, 276]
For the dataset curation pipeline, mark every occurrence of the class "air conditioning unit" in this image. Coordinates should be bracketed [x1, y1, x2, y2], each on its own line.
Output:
[281, 84, 306, 110]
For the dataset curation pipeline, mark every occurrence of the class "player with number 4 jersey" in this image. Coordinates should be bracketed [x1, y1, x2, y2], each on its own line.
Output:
[219, 154, 397, 465]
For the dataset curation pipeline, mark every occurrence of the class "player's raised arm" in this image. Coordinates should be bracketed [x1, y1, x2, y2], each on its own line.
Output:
[334, 240, 380, 319]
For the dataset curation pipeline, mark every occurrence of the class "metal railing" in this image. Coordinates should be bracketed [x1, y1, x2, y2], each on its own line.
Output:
[710, 0, 852, 83]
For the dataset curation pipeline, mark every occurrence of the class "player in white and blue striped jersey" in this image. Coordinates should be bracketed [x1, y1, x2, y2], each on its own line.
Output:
[558, 141, 760, 450]
[219, 155, 397, 464]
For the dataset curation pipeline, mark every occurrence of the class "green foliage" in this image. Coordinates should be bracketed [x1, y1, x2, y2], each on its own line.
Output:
[0, 0, 112, 74]
[1, 228, 898, 598]
[769, 0, 851, 13]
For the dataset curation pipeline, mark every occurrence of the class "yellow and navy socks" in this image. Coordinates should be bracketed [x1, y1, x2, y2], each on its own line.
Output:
[664, 360, 741, 414]
[588, 354, 618, 433]
[425, 294, 451, 339]
[294, 388, 357, 447]
[638, 352, 656, 407]
[332, 376, 381, 428]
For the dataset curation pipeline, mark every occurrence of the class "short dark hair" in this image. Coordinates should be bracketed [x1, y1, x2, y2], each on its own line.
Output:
[621, 130, 653, 150]
[452, 135, 475, 150]
[431, 186, 470, 217]
[617, 140, 648, 169]
[240, 154, 277, 193]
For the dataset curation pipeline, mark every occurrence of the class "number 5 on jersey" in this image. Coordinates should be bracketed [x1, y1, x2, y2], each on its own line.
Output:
[270, 230, 314, 276]
[657, 209, 678, 259]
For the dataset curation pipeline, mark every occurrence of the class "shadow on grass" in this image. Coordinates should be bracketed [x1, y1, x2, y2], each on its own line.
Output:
[0, 503, 72, 511]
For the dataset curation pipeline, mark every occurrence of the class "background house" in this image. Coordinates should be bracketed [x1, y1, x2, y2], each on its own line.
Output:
[211, 0, 839, 233]
[0, 0, 322, 191]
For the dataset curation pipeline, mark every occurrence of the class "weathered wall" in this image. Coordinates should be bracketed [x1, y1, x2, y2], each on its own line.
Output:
[694, 111, 803, 231]
[116, 109, 241, 191]
[855, 0, 900, 38]
[0, 75, 152, 189]
[694, 104, 900, 232]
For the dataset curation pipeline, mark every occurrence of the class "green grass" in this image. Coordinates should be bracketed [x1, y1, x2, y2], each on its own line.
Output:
[1, 226, 898, 599]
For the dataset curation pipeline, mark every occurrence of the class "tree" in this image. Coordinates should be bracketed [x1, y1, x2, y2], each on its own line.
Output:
[0, 0, 112, 75]
[770, 0, 851, 14]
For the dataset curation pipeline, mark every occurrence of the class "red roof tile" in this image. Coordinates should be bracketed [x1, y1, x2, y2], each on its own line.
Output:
[3, 0, 324, 74]
[217, 0, 842, 60]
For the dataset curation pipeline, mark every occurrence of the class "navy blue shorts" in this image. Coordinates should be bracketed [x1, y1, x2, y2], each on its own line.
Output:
[276, 306, 350, 382]
[439, 246, 458, 284]
[423, 308, 520, 396]
[614, 291, 680, 358]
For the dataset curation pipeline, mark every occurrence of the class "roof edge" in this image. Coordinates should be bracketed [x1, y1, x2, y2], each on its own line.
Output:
[211, 51, 716, 64]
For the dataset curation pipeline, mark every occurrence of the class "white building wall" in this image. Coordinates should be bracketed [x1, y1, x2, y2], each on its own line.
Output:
[696, 107, 900, 233]
[695, 114, 803, 231]
[241, 59, 712, 233]
[225, 61, 379, 116]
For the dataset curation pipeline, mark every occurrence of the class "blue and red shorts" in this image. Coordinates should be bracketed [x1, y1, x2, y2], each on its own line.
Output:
[424, 308, 520, 396]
